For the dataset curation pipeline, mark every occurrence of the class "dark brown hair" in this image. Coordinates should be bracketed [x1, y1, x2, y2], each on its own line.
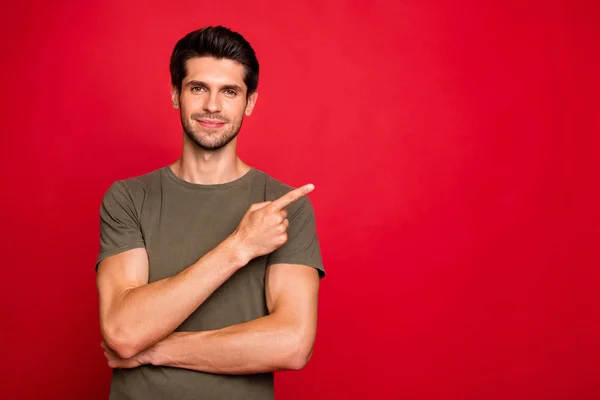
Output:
[169, 26, 259, 97]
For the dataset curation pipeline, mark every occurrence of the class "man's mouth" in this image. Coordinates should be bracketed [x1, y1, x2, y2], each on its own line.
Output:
[196, 119, 226, 128]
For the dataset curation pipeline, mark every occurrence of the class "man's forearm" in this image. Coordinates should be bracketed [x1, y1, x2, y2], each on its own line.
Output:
[104, 235, 247, 358]
[147, 313, 313, 374]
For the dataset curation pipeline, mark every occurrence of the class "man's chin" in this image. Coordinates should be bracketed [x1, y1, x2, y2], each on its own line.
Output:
[183, 126, 239, 151]
[198, 142, 228, 151]
[189, 137, 223, 150]
[192, 135, 235, 151]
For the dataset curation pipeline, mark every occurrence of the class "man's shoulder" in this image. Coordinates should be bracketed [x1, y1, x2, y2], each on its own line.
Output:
[253, 168, 293, 195]
[252, 168, 313, 212]
[118, 167, 163, 190]
[102, 167, 164, 203]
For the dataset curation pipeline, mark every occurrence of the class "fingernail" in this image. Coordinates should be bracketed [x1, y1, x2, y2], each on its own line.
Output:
[307, 184, 315, 191]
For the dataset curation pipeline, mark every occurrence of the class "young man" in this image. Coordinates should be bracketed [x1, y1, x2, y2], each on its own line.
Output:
[96, 26, 325, 400]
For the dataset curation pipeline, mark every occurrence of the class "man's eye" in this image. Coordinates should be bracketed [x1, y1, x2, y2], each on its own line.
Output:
[224, 90, 237, 96]
[191, 87, 205, 92]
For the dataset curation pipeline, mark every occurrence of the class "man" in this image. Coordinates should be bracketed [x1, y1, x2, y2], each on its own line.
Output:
[96, 26, 325, 400]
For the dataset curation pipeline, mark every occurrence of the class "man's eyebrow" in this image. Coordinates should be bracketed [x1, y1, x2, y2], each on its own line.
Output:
[185, 80, 243, 92]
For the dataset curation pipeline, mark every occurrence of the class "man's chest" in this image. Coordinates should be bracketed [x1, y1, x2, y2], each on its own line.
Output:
[134, 189, 269, 330]
[141, 193, 248, 281]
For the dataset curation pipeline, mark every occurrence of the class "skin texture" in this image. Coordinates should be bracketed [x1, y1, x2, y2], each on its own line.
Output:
[97, 56, 321, 373]
[174, 57, 257, 152]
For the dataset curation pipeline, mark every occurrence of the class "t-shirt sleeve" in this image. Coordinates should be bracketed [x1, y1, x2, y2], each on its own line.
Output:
[96, 181, 146, 270]
[267, 197, 325, 278]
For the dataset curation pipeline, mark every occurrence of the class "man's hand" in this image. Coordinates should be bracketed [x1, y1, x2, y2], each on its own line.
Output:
[101, 340, 152, 369]
[231, 184, 314, 264]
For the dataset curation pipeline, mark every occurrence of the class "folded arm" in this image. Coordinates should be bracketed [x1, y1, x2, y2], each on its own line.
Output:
[97, 235, 246, 359]
[98, 182, 320, 366]
[125, 263, 320, 374]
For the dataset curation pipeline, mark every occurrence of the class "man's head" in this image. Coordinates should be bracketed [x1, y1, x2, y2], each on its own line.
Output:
[169, 26, 259, 151]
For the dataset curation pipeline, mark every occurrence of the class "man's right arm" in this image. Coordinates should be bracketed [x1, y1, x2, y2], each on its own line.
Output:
[97, 183, 314, 360]
[97, 234, 246, 359]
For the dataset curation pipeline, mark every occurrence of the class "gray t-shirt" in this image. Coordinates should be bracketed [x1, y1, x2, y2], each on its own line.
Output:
[96, 166, 324, 400]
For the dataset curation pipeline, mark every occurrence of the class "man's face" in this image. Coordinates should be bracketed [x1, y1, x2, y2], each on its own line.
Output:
[172, 57, 257, 151]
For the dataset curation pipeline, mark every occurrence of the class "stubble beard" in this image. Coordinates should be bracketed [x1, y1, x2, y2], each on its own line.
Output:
[181, 113, 243, 151]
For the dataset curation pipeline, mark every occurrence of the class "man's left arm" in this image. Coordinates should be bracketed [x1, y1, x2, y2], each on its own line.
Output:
[103, 262, 320, 374]
[102, 191, 324, 373]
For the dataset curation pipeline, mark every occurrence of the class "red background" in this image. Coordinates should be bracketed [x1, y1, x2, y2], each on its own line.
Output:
[1, 0, 598, 399]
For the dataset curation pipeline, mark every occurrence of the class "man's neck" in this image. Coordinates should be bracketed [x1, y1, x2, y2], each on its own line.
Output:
[171, 140, 251, 185]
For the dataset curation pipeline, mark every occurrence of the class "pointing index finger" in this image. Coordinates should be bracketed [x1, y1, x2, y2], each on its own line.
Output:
[270, 184, 315, 211]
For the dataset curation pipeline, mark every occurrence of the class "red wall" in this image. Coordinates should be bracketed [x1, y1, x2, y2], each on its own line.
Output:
[1, 1, 598, 399]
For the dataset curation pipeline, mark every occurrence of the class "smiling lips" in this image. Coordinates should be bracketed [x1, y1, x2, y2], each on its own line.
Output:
[196, 119, 226, 128]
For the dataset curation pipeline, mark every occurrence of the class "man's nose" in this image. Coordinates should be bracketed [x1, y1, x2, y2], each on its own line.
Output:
[203, 92, 222, 113]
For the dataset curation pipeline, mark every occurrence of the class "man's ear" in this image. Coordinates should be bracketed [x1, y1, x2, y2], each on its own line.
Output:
[245, 91, 258, 116]
[171, 85, 180, 109]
